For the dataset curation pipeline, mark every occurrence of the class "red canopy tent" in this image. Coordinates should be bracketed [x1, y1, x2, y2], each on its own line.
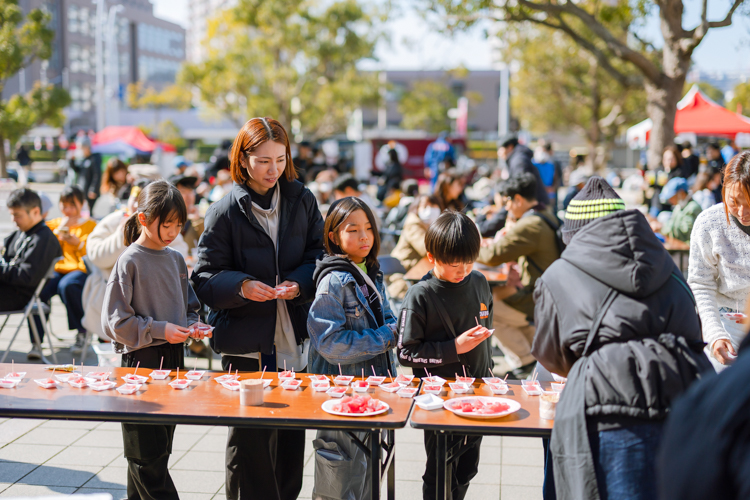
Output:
[627, 86, 750, 147]
[91, 126, 177, 153]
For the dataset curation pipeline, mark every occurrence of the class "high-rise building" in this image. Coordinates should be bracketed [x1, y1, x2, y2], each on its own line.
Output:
[187, 0, 236, 62]
[2, 0, 186, 132]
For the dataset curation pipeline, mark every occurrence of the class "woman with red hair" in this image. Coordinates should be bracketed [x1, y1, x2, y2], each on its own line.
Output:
[192, 117, 324, 500]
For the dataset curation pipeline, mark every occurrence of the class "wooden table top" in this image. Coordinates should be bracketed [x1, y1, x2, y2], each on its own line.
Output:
[410, 380, 553, 437]
[403, 258, 508, 285]
[0, 364, 417, 430]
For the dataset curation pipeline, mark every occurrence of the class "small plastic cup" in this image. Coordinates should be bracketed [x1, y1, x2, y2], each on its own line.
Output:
[397, 387, 418, 398]
[184, 370, 205, 381]
[0, 379, 20, 389]
[91, 381, 116, 392]
[327, 386, 348, 398]
[550, 382, 565, 392]
[333, 375, 354, 386]
[5, 371, 25, 381]
[352, 380, 370, 392]
[169, 379, 191, 390]
[122, 374, 149, 384]
[281, 380, 302, 391]
[488, 383, 509, 395]
[454, 377, 475, 386]
[221, 380, 241, 391]
[395, 374, 414, 386]
[423, 376, 447, 387]
[150, 370, 171, 380]
[449, 382, 471, 394]
[366, 376, 386, 386]
[34, 378, 59, 389]
[116, 383, 141, 395]
[540, 391, 560, 420]
[422, 384, 443, 395]
[311, 381, 331, 392]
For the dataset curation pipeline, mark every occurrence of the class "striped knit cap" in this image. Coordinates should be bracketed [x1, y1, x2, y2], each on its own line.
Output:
[562, 176, 625, 244]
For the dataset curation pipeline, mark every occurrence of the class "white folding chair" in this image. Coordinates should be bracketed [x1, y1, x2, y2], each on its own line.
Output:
[0, 257, 61, 364]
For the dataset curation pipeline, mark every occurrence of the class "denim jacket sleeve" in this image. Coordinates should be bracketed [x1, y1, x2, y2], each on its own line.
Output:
[307, 273, 397, 365]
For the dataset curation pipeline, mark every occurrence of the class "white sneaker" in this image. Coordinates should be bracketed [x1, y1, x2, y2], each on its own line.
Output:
[27, 347, 42, 360]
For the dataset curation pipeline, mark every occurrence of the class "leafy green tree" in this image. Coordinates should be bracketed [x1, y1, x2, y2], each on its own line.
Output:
[0, 0, 71, 177]
[398, 68, 483, 134]
[180, 0, 384, 139]
[502, 25, 645, 169]
[423, 0, 747, 169]
[729, 82, 750, 115]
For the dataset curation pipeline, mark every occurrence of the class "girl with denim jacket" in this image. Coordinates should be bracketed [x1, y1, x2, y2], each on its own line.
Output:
[308, 196, 398, 377]
[307, 197, 398, 500]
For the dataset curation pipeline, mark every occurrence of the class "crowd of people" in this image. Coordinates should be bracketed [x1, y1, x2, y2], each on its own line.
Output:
[2, 117, 750, 500]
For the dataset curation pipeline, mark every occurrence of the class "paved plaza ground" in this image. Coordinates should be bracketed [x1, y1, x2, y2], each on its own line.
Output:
[0, 299, 545, 499]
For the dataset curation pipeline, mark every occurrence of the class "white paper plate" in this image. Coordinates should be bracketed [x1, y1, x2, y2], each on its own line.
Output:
[321, 398, 390, 417]
[443, 397, 521, 420]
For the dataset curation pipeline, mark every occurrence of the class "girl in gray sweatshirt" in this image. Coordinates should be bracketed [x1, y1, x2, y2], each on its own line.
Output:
[102, 180, 208, 500]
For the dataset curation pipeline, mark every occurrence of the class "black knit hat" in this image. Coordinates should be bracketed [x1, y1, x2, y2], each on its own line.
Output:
[562, 176, 625, 244]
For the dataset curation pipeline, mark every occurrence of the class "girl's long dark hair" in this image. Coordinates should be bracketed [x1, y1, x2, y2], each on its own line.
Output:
[324, 197, 381, 269]
[124, 180, 187, 246]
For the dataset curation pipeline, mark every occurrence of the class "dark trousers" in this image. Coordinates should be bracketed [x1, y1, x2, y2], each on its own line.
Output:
[422, 431, 482, 500]
[591, 422, 663, 500]
[29, 270, 87, 343]
[121, 343, 184, 500]
[221, 355, 305, 500]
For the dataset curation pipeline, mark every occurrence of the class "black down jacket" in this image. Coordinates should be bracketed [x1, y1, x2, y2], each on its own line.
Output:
[191, 178, 324, 355]
[506, 144, 550, 207]
[531, 209, 711, 422]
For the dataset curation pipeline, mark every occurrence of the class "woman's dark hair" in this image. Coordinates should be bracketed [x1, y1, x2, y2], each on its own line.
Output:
[409, 194, 444, 214]
[500, 172, 537, 201]
[722, 151, 750, 224]
[101, 158, 128, 194]
[387, 148, 399, 164]
[425, 210, 480, 264]
[663, 144, 683, 169]
[323, 197, 381, 269]
[229, 117, 298, 185]
[434, 168, 465, 210]
[692, 171, 711, 192]
[124, 180, 187, 246]
[59, 185, 85, 206]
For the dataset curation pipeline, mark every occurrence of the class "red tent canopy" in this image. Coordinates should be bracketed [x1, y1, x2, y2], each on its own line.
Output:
[674, 87, 750, 136]
[627, 86, 750, 147]
[92, 126, 177, 153]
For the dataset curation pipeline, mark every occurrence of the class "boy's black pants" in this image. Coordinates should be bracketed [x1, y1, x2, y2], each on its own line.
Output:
[121, 343, 183, 500]
[422, 431, 482, 500]
[221, 355, 306, 500]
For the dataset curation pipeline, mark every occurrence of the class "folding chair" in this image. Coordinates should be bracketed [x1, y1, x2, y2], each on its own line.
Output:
[378, 255, 406, 276]
[0, 257, 61, 364]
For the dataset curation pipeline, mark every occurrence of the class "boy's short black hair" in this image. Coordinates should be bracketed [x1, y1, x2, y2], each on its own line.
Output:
[6, 188, 41, 212]
[425, 210, 480, 264]
[500, 172, 537, 202]
[59, 185, 85, 205]
[332, 174, 360, 193]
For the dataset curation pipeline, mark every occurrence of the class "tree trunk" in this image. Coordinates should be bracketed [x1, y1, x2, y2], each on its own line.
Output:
[0, 133, 7, 179]
[644, 78, 683, 171]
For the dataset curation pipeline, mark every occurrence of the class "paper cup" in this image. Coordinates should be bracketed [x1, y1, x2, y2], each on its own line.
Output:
[239, 379, 264, 406]
[540, 391, 559, 420]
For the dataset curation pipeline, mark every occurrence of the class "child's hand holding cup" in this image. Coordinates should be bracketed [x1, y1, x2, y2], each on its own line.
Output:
[455, 325, 491, 354]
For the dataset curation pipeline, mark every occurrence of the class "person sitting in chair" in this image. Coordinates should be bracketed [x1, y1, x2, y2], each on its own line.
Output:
[0, 189, 62, 341]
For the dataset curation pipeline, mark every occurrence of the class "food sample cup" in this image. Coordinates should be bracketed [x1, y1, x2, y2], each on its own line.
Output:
[540, 391, 560, 420]
[239, 379, 264, 406]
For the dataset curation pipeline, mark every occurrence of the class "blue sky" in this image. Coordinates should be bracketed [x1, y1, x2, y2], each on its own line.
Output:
[153, 0, 750, 74]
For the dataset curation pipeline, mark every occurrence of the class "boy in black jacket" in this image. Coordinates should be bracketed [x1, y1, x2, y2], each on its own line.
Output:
[398, 211, 493, 500]
[0, 188, 62, 311]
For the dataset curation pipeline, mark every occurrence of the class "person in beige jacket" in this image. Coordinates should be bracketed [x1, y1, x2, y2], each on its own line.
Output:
[81, 180, 188, 342]
[387, 194, 443, 299]
[477, 173, 560, 378]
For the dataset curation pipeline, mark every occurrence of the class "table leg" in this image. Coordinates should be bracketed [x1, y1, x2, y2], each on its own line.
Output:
[436, 431, 448, 500]
[370, 429, 382, 500]
[387, 430, 396, 500]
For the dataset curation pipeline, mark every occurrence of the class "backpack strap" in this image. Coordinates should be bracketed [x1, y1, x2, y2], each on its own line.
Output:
[423, 286, 458, 338]
[582, 288, 619, 357]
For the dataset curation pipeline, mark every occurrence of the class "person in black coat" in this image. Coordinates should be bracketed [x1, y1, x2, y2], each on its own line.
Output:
[532, 177, 711, 500]
[70, 136, 101, 209]
[657, 331, 750, 500]
[498, 136, 550, 207]
[1, 188, 62, 311]
[192, 117, 324, 500]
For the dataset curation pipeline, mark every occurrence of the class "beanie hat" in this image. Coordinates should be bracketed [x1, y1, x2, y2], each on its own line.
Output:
[562, 176, 625, 244]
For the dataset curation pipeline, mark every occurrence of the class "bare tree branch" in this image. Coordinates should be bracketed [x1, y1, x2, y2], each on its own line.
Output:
[509, 11, 642, 88]
[687, 0, 744, 44]
[515, 0, 663, 84]
[707, 0, 744, 28]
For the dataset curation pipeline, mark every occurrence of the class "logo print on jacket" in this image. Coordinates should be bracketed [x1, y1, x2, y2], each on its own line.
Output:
[479, 302, 489, 319]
